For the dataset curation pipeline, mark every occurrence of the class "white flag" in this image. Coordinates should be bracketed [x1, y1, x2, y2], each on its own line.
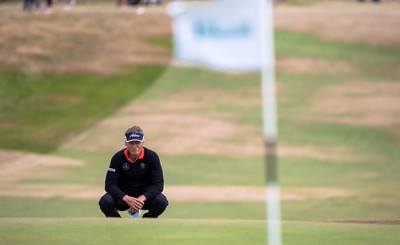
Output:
[167, 0, 270, 72]
[168, 2, 281, 245]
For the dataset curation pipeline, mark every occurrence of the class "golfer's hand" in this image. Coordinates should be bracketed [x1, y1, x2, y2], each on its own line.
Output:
[123, 195, 144, 211]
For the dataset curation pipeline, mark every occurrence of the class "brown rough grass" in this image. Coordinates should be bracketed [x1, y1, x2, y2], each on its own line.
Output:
[274, 2, 400, 48]
[310, 81, 400, 127]
[0, 4, 171, 74]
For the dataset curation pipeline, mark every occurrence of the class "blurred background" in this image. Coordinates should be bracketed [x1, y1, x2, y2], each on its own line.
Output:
[0, 0, 399, 224]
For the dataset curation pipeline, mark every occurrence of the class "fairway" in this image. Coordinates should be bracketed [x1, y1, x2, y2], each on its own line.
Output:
[0, 1, 399, 245]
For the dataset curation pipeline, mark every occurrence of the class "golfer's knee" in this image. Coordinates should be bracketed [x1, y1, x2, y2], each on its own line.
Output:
[99, 193, 114, 208]
[154, 193, 168, 209]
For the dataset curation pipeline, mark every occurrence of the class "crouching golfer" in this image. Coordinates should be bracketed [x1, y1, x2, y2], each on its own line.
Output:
[99, 126, 168, 218]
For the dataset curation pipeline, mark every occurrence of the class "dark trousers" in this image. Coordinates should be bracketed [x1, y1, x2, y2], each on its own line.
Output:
[99, 193, 168, 218]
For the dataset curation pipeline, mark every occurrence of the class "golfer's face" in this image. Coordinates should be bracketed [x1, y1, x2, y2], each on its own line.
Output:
[126, 141, 143, 155]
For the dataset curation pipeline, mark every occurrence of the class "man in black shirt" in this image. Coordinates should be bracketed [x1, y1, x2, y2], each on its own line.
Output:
[99, 126, 168, 218]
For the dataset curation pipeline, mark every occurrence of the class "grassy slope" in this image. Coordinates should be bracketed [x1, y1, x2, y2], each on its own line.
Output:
[0, 30, 399, 221]
[0, 66, 164, 153]
[0, 3, 399, 244]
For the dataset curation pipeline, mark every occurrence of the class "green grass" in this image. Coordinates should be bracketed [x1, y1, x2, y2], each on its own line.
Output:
[276, 30, 400, 81]
[0, 218, 398, 245]
[282, 221, 399, 245]
[0, 197, 102, 218]
[163, 155, 265, 186]
[0, 218, 266, 245]
[0, 194, 398, 221]
[0, 65, 165, 153]
[0, 197, 266, 219]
